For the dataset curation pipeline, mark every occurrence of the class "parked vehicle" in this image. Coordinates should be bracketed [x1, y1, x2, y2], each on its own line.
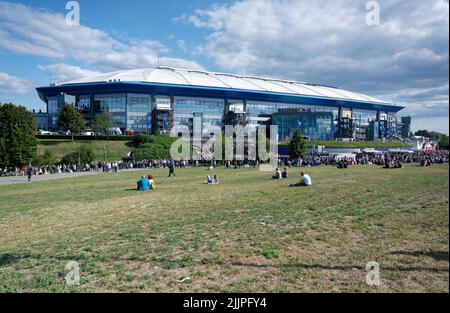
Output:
[37, 130, 52, 135]
[107, 127, 123, 136]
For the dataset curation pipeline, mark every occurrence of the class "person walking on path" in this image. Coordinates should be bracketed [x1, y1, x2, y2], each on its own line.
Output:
[168, 160, 176, 177]
[26, 164, 33, 182]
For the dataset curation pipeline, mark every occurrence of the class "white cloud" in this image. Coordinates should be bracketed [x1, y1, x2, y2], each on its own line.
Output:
[0, 1, 205, 71]
[182, 0, 449, 132]
[38, 63, 101, 83]
[0, 72, 30, 95]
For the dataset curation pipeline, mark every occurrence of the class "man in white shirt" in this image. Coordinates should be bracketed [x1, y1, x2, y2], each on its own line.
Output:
[301, 172, 312, 186]
[289, 171, 312, 187]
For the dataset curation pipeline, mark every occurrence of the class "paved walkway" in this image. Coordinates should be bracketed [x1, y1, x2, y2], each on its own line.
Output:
[0, 172, 100, 186]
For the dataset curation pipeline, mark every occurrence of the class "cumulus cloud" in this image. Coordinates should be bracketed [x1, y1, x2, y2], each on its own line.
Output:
[0, 72, 31, 95]
[0, 1, 205, 72]
[37, 63, 101, 83]
[182, 0, 449, 132]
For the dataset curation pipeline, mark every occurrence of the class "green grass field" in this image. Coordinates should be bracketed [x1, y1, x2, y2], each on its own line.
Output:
[37, 139, 131, 162]
[0, 164, 448, 292]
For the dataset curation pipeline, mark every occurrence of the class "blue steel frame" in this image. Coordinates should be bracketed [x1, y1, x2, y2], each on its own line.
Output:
[37, 82, 404, 113]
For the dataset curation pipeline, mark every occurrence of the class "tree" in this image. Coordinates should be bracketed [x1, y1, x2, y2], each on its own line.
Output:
[61, 144, 96, 166]
[415, 129, 430, 137]
[288, 130, 306, 160]
[437, 133, 449, 150]
[59, 104, 85, 141]
[35, 149, 58, 166]
[131, 135, 177, 161]
[92, 113, 112, 135]
[0, 103, 37, 168]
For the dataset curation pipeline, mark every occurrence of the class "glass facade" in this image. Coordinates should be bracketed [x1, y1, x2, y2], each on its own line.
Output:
[94, 94, 126, 128]
[173, 96, 225, 129]
[77, 95, 91, 114]
[48, 97, 61, 129]
[248, 101, 308, 126]
[127, 94, 151, 132]
[272, 111, 334, 141]
[45, 90, 399, 142]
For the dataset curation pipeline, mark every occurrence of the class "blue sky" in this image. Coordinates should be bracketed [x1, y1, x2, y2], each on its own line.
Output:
[0, 0, 448, 133]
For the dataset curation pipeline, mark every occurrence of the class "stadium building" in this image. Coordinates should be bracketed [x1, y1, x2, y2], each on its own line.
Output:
[36, 67, 405, 141]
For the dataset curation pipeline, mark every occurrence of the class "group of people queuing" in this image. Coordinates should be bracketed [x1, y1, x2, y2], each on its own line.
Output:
[1, 150, 447, 180]
[277, 150, 449, 169]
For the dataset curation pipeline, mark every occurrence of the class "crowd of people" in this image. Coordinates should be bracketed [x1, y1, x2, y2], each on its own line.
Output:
[277, 150, 449, 168]
[1, 150, 447, 180]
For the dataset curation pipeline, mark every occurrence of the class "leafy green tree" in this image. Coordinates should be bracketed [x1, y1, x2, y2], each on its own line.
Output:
[132, 133, 177, 149]
[59, 104, 85, 141]
[132, 135, 178, 160]
[0, 103, 37, 168]
[288, 130, 306, 160]
[437, 133, 449, 150]
[133, 143, 171, 161]
[35, 149, 58, 166]
[132, 133, 153, 148]
[415, 129, 430, 137]
[61, 144, 96, 166]
[92, 113, 112, 135]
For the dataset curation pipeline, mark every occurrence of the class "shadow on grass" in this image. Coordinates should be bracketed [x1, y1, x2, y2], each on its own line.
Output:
[202, 260, 449, 273]
[391, 251, 449, 262]
[0, 253, 23, 266]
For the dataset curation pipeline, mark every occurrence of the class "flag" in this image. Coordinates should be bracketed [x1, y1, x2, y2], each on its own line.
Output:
[146, 114, 150, 130]
[380, 124, 385, 136]
[162, 114, 168, 130]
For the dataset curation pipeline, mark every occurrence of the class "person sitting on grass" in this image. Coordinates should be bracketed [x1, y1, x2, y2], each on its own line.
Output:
[205, 175, 219, 185]
[282, 167, 289, 178]
[137, 175, 150, 191]
[148, 175, 156, 190]
[273, 168, 282, 179]
[289, 171, 312, 187]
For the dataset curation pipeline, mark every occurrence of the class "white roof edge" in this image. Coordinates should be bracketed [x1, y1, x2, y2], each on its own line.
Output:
[57, 66, 390, 105]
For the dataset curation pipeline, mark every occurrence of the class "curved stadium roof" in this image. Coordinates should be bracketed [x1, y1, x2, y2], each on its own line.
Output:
[58, 67, 389, 105]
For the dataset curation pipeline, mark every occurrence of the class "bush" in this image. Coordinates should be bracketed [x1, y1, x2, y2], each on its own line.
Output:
[132, 133, 177, 148]
[132, 133, 153, 148]
[133, 143, 171, 161]
[34, 150, 58, 166]
[61, 145, 96, 165]
[36, 135, 130, 141]
[261, 248, 280, 260]
[131, 134, 178, 160]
